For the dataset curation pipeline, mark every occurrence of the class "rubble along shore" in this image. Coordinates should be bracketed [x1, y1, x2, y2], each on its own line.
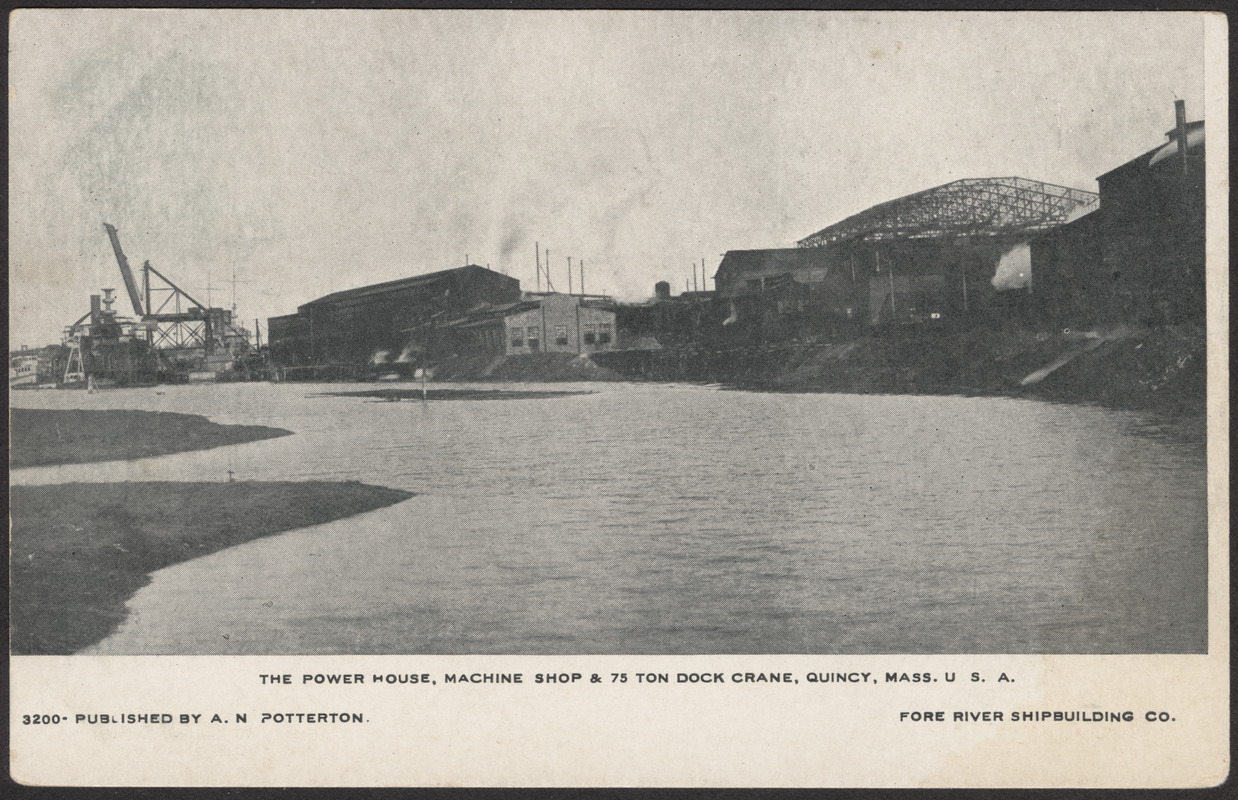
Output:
[10, 409, 413, 655]
[593, 322, 1207, 429]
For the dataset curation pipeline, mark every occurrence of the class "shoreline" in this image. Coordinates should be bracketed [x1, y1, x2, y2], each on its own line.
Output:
[11, 480, 414, 655]
[10, 408, 293, 468]
[9, 408, 414, 655]
[590, 322, 1207, 423]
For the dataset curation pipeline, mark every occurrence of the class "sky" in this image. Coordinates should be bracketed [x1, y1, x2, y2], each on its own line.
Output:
[9, 10, 1209, 348]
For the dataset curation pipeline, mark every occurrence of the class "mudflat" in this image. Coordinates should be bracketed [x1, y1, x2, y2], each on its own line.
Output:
[10, 408, 293, 468]
[10, 480, 413, 654]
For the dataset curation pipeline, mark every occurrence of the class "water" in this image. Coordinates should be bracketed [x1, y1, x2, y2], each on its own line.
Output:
[11, 381, 1207, 654]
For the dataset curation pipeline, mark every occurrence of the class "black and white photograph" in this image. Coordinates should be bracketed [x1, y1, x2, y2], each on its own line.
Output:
[8, 9, 1226, 788]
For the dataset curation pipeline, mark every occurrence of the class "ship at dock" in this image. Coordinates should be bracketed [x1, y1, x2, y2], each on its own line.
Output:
[28, 223, 272, 389]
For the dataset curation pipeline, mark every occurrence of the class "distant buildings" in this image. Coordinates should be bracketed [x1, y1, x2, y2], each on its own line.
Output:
[715, 178, 1100, 334]
[265, 105, 1205, 377]
[267, 264, 623, 375]
[268, 265, 520, 369]
[712, 102, 1206, 334]
[438, 293, 617, 359]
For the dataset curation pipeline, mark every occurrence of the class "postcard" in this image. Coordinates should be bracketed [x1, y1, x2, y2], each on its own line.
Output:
[8, 9, 1227, 788]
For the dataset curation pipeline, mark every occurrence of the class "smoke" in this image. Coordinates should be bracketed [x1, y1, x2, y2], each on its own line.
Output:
[498, 226, 524, 266]
[393, 343, 418, 363]
[991, 242, 1032, 291]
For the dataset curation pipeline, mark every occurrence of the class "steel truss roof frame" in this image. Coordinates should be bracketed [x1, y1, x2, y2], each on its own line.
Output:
[796, 177, 1099, 248]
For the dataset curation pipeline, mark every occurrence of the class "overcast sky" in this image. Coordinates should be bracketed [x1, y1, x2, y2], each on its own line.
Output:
[9, 10, 1208, 347]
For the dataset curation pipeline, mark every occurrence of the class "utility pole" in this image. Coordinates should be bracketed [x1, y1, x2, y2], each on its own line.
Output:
[535, 242, 541, 292]
[580, 259, 585, 296]
[888, 260, 897, 318]
[567, 256, 573, 295]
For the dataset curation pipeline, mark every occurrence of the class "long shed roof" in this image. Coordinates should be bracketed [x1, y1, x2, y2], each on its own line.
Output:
[303, 264, 514, 308]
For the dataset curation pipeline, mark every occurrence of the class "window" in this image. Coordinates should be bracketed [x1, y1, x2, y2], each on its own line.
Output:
[583, 323, 596, 345]
[597, 323, 612, 345]
[510, 326, 524, 348]
[527, 326, 540, 352]
[555, 325, 569, 346]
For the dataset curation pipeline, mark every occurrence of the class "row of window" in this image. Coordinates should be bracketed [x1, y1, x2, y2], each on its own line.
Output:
[509, 323, 612, 348]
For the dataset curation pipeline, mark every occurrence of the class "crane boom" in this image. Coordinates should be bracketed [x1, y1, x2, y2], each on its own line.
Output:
[103, 222, 145, 316]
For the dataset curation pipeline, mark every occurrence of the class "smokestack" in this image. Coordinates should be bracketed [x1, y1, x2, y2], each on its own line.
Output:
[655, 281, 670, 301]
[90, 294, 102, 325]
[1175, 99, 1189, 178]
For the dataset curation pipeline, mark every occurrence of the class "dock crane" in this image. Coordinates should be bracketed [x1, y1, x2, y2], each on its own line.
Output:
[103, 223, 145, 319]
[99, 222, 252, 373]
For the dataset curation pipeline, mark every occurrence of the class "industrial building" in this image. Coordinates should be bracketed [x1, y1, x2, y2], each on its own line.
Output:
[1094, 101, 1205, 324]
[268, 265, 521, 372]
[714, 177, 1100, 334]
[438, 292, 617, 360]
[613, 281, 720, 350]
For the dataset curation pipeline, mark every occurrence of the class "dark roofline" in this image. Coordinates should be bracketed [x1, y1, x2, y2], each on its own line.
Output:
[303, 264, 514, 308]
[1098, 119, 1205, 182]
[1164, 119, 1205, 139]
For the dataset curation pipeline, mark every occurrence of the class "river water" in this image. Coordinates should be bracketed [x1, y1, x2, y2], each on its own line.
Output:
[11, 381, 1207, 654]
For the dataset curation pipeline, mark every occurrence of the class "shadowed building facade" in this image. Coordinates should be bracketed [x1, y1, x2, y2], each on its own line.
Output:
[269, 265, 521, 367]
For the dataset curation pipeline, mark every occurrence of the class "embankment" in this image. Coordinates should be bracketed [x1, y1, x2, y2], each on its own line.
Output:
[10, 408, 293, 468]
[594, 322, 1207, 418]
[11, 481, 414, 654]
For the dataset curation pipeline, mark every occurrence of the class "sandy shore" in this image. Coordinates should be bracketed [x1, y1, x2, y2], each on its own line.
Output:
[11, 480, 413, 654]
[10, 408, 293, 468]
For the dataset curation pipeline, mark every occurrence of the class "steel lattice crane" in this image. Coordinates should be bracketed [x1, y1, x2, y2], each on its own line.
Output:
[95, 223, 252, 371]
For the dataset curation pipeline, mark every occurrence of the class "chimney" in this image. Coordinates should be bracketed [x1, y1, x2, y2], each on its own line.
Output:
[654, 281, 671, 301]
[90, 294, 102, 325]
[1175, 99, 1188, 178]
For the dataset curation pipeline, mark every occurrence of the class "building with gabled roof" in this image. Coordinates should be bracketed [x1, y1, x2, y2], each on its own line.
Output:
[269, 264, 520, 368]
